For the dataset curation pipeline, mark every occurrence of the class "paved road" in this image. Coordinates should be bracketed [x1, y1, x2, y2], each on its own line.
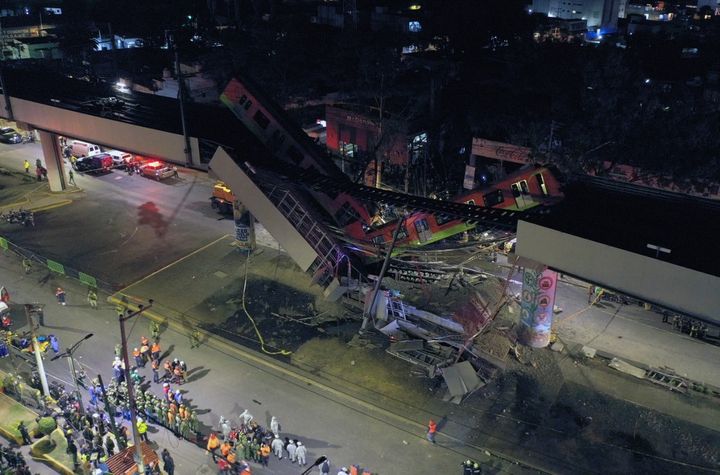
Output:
[0, 256, 524, 475]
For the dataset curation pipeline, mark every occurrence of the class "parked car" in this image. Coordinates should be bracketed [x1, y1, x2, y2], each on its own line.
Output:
[70, 140, 101, 158]
[139, 161, 178, 181]
[74, 153, 113, 173]
[0, 127, 22, 144]
[105, 150, 134, 169]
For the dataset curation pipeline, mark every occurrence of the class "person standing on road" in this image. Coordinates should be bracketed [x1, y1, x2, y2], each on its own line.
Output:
[151, 359, 161, 384]
[295, 441, 307, 466]
[150, 341, 161, 361]
[68, 169, 76, 186]
[206, 432, 221, 461]
[150, 321, 160, 341]
[23, 160, 30, 173]
[22, 257, 32, 274]
[87, 288, 98, 309]
[426, 419, 437, 444]
[271, 436, 284, 459]
[270, 416, 280, 436]
[136, 418, 148, 442]
[18, 421, 32, 445]
[318, 456, 330, 474]
[260, 442, 270, 467]
[190, 329, 201, 349]
[161, 448, 175, 475]
[287, 439, 297, 463]
[55, 287, 66, 306]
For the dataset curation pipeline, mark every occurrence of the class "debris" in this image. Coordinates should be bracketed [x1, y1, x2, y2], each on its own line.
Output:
[608, 358, 646, 379]
[581, 346, 597, 359]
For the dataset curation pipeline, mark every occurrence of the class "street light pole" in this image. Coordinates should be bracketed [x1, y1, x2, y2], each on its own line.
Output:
[118, 300, 154, 474]
[51, 333, 93, 415]
[24, 304, 49, 397]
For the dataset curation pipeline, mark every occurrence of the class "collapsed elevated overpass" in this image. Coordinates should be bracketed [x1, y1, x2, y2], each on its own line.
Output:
[516, 177, 720, 325]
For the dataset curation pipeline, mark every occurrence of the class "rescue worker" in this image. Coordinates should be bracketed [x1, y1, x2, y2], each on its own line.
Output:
[206, 433, 221, 461]
[68, 169, 76, 186]
[271, 436, 284, 459]
[270, 415, 280, 436]
[150, 321, 160, 341]
[220, 440, 233, 459]
[426, 419, 437, 444]
[672, 314, 681, 330]
[87, 288, 98, 309]
[260, 442, 270, 467]
[338, 468, 350, 475]
[462, 460, 473, 475]
[136, 418, 149, 442]
[295, 441, 307, 466]
[132, 348, 143, 368]
[690, 321, 699, 338]
[140, 335, 150, 348]
[22, 257, 32, 274]
[190, 329, 202, 349]
[472, 461, 482, 474]
[23, 160, 30, 173]
[287, 440, 297, 463]
[140, 342, 150, 364]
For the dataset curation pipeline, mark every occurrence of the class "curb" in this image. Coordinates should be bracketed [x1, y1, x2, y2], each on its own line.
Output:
[107, 294, 552, 474]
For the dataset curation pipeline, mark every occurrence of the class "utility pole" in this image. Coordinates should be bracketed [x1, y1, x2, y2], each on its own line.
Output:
[50, 333, 93, 415]
[361, 214, 406, 333]
[97, 374, 124, 449]
[118, 300, 154, 473]
[172, 34, 193, 168]
[24, 304, 49, 397]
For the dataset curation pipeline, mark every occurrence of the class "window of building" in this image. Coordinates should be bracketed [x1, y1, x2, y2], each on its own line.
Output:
[253, 110, 270, 130]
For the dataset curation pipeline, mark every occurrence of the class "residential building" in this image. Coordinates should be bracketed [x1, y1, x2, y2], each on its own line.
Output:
[531, 0, 626, 29]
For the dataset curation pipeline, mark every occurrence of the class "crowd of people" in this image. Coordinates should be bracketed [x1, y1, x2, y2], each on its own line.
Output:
[0, 444, 31, 474]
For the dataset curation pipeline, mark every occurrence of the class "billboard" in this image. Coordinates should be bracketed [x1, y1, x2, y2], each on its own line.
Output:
[471, 138, 531, 164]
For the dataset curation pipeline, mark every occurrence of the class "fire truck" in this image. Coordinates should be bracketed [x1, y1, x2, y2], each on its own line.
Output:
[210, 181, 235, 215]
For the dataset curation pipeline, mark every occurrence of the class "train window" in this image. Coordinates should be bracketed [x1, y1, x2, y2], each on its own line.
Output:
[238, 95, 247, 106]
[465, 200, 475, 206]
[253, 110, 270, 130]
[287, 146, 304, 164]
[535, 173, 549, 196]
[244, 100, 252, 111]
[334, 202, 361, 227]
[435, 214, 455, 225]
[397, 226, 409, 240]
[372, 235, 386, 245]
[520, 180, 529, 195]
[511, 183, 520, 198]
[414, 219, 430, 233]
[483, 190, 504, 207]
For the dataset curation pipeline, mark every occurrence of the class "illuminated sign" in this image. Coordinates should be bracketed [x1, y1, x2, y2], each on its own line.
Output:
[471, 138, 531, 164]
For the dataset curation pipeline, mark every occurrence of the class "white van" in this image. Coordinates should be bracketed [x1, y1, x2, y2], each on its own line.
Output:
[105, 150, 134, 168]
[71, 141, 101, 158]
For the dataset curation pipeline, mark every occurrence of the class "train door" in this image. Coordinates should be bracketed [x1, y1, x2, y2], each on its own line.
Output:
[510, 179, 534, 209]
[414, 218, 432, 243]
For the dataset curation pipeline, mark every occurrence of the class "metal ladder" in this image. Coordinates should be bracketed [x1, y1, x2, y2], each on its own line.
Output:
[645, 367, 688, 393]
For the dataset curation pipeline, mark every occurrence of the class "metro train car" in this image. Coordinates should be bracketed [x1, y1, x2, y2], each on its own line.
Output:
[347, 165, 563, 249]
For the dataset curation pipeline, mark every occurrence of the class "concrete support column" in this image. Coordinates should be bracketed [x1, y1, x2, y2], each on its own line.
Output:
[233, 201, 256, 251]
[38, 130, 66, 192]
[519, 266, 558, 348]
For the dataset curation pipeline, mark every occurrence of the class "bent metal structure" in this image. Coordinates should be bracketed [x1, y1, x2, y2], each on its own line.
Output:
[2, 67, 718, 335]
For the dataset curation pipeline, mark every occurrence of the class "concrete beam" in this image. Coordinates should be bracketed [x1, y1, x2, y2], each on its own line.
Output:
[516, 220, 720, 323]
